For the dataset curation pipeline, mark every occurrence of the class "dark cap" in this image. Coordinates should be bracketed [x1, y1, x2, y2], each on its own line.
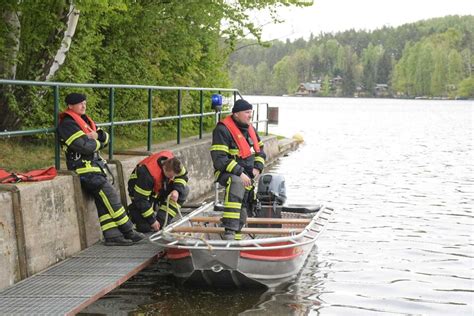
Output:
[65, 93, 86, 105]
[232, 99, 252, 113]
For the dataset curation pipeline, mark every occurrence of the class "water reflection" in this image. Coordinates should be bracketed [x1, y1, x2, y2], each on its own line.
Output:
[241, 250, 324, 316]
[80, 262, 268, 315]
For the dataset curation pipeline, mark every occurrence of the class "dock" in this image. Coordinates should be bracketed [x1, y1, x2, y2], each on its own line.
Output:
[0, 240, 163, 315]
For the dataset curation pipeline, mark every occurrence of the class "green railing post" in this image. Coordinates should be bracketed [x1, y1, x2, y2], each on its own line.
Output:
[177, 89, 181, 144]
[108, 87, 115, 159]
[147, 89, 153, 151]
[199, 90, 203, 139]
[53, 85, 60, 170]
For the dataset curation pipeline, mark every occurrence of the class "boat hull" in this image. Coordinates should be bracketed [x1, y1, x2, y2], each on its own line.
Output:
[152, 202, 333, 288]
[166, 241, 315, 288]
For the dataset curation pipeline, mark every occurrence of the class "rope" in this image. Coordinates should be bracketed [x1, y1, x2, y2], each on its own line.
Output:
[162, 193, 184, 229]
[162, 195, 171, 229]
[160, 195, 214, 251]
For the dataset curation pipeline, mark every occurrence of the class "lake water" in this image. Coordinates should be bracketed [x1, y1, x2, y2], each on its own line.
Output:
[81, 97, 473, 315]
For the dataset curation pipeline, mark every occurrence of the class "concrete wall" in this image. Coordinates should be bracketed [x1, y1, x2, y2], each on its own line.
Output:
[0, 134, 284, 290]
[18, 177, 82, 274]
[0, 189, 19, 288]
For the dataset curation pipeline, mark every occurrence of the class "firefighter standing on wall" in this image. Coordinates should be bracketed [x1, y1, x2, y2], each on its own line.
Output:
[210, 99, 266, 240]
[58, 93, 145, 246]
[127, 151, 189, 233]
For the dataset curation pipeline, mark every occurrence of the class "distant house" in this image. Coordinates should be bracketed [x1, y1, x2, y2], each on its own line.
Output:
[331, 76, 343, 86]
[295, 82, 321, 96]
[374, 84, 389, 97]
[354, 85, 365, 98]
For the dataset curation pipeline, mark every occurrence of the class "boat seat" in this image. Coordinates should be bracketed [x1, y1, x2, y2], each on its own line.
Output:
[171, 226, 303, 235]
[213, 204, 321, 214]
[189, 216, 310, 225]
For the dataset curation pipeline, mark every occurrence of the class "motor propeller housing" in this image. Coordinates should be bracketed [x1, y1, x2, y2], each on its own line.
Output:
[256, 173, 287, 206]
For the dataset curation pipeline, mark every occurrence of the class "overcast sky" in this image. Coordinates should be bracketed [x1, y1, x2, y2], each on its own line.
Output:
[255, 0, 474, 41]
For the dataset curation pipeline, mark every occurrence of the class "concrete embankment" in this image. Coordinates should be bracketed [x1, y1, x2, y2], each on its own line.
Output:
[0, 134, 296, 291]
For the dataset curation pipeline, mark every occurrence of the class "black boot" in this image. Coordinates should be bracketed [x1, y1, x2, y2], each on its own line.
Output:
[222, 229, 235, 240]
[124, 230, 146, 243]
[104, 236, 134, 246]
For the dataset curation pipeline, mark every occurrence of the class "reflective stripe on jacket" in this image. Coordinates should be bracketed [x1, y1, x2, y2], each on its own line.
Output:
[57, 114, 109, 174]
[138, 151, 174, 194]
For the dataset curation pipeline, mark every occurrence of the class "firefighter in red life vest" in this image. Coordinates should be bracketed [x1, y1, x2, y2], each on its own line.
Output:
[127, 151, 189, 233]
[210, 99, 266, 240]
[58, 93, 145, 246]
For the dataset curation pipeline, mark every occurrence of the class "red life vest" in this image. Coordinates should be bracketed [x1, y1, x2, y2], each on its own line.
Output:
[221, 116, 260, 159]
[0, 167, 57, 184]
[138, 151, 174, 194]
[59, 109, 97, 133]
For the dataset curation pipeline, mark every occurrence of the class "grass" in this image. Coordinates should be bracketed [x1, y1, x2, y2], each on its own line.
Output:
[0, 125, 214, 172]
[0, 138, 57, 172]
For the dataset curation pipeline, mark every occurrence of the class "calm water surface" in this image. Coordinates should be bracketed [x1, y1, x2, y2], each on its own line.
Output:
[82, 97, 473, 315]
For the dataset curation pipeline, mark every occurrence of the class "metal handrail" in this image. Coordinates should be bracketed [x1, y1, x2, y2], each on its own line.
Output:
[0, 79, 270, 169]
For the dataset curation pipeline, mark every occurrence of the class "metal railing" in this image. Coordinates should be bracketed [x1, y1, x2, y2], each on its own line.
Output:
[150, 202, 334, 250]
[0, 79, 269, 169]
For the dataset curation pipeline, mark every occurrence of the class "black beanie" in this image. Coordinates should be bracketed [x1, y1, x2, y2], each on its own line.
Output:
[232, 99, 253, 113]
[65, 93, 86, 105]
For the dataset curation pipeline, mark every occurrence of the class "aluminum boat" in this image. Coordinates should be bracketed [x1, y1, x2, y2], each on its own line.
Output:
[150, 201, 333, 288]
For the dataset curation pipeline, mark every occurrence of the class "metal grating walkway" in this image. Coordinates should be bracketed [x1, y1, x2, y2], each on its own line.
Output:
[0, 240, 163, 315]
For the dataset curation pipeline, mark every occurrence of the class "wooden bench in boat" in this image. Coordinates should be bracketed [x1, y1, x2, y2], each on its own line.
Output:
[189, 217, 311, 225]
[171, 226, 304, 235]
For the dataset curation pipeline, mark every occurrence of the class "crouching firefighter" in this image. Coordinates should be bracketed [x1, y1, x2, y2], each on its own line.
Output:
[210, 99, 266, 240]
[58, 93, 145, 246]
[127, 151, 189, 233]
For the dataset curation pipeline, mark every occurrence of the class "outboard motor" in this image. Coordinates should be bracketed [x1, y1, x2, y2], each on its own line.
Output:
[253, 173, 287, 228]
[257, 173, 287, 205]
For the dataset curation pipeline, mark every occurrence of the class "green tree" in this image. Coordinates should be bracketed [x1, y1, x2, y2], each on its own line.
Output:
[0, 0, 310, 131]
[391, 27, 469, 97]
[255, 62, 272, 95]
[430, 49, 448, 96]
[414, 43, 434, 96]
[290, 49, 311, 84]
[376, 51, 393, 84]
[232, 64, 257, 94]
[321, 75, 331, 96]
[341, 46, 357, 97]
[228, 15, 473, 98]
[460, 48, 472, 77]
[447, 49, 464, 85]
[271, 56, 297, 95]
[361, 43, 383, 95]
[457, 76, 474, 98]
[335, 44, 346, 76]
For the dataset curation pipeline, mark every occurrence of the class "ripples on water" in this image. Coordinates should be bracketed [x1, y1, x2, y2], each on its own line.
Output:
[81, 97, 473, 315]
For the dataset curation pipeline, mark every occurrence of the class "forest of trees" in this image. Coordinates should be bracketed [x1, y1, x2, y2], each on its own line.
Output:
[0, 0, 308, 133]
[0, 3, 472, 135]
[229, 15, 474, 99]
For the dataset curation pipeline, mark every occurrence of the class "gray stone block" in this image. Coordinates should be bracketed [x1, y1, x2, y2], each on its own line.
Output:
[0, 190, 19, 289]
[16, 176, 82, 276]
